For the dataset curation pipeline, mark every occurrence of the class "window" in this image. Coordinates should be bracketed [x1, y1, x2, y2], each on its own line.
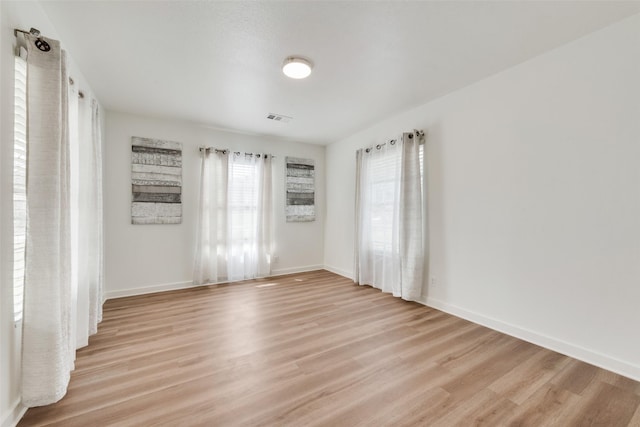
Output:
[226, 154, 271, 280]
[194, 152, 273, 285]
[366, 144, 424, 254]
[368, 147, 401, 254]
[13, 54, 27, 323]
[228, 157, 261, 254]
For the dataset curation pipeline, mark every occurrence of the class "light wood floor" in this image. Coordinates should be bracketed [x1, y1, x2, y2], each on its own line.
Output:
[19, 270, 640, 426]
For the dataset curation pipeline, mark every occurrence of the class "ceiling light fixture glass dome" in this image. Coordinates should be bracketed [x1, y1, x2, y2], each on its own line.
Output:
[282, 57, 313, 79]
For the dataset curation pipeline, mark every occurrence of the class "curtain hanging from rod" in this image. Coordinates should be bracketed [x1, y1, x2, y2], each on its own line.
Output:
[354, 130, 426, 302]
[16, 29, 105, 408]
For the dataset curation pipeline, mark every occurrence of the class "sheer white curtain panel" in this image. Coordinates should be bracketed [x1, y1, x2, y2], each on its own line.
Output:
[73, 94, 104, 347]
[194, 151, 273, 285]
[354, 132, 425, 301]
[227, 153, 273, 281]
[68, 75, 80, 356]
[194, 150, 229, 285]
[355, 140, 402, 296]
[87, 100, 104, 335]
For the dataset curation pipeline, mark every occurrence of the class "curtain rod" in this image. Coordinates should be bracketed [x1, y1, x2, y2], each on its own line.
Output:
[199, 147, 276, 158]
[363, 129, 426, 153]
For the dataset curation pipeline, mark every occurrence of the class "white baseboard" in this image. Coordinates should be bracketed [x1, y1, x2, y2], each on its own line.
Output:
[424, 296, 640, 382]
[270, 265, 324, 276]
[105, 265, 326, 300]
[323, 264, 353, 280]
[105, 280, 195, 299]
[1, 399, 27, 427]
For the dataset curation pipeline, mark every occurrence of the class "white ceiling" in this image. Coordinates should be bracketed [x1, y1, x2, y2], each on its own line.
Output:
[40, 1, 640, 145]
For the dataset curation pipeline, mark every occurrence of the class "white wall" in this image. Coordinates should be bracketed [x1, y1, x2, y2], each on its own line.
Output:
[325, 14, 640, 380]
[104, 112, 325, 297]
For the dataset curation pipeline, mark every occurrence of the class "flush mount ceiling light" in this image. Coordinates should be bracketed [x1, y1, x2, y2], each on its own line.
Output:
[282, 57, 313, 79]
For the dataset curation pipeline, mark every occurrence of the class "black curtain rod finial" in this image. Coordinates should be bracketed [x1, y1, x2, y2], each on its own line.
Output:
[14, 27, 51, 52]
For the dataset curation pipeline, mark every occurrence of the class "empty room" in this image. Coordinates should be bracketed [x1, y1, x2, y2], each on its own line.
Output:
[1, 1, 640, 426]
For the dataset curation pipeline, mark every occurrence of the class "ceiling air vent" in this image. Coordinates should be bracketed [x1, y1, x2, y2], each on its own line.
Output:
[266, 113, 292, 123]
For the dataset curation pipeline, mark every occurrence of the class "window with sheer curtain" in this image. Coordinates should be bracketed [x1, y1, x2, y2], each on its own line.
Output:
[228, 161, 260, 249]
[194, 151, 273, 285]
[366, 143, 424, 254]
[227, 154, 273, 281]
[354, 132, 425, 302]
[13, 53, 27, 323]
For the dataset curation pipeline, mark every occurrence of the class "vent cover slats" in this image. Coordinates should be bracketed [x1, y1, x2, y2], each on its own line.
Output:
[266, 113, 292, 123]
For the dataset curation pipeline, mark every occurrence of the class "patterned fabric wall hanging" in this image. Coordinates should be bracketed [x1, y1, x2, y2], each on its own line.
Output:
[285, 157, 315, 222]
[131, 136, 182, 224]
